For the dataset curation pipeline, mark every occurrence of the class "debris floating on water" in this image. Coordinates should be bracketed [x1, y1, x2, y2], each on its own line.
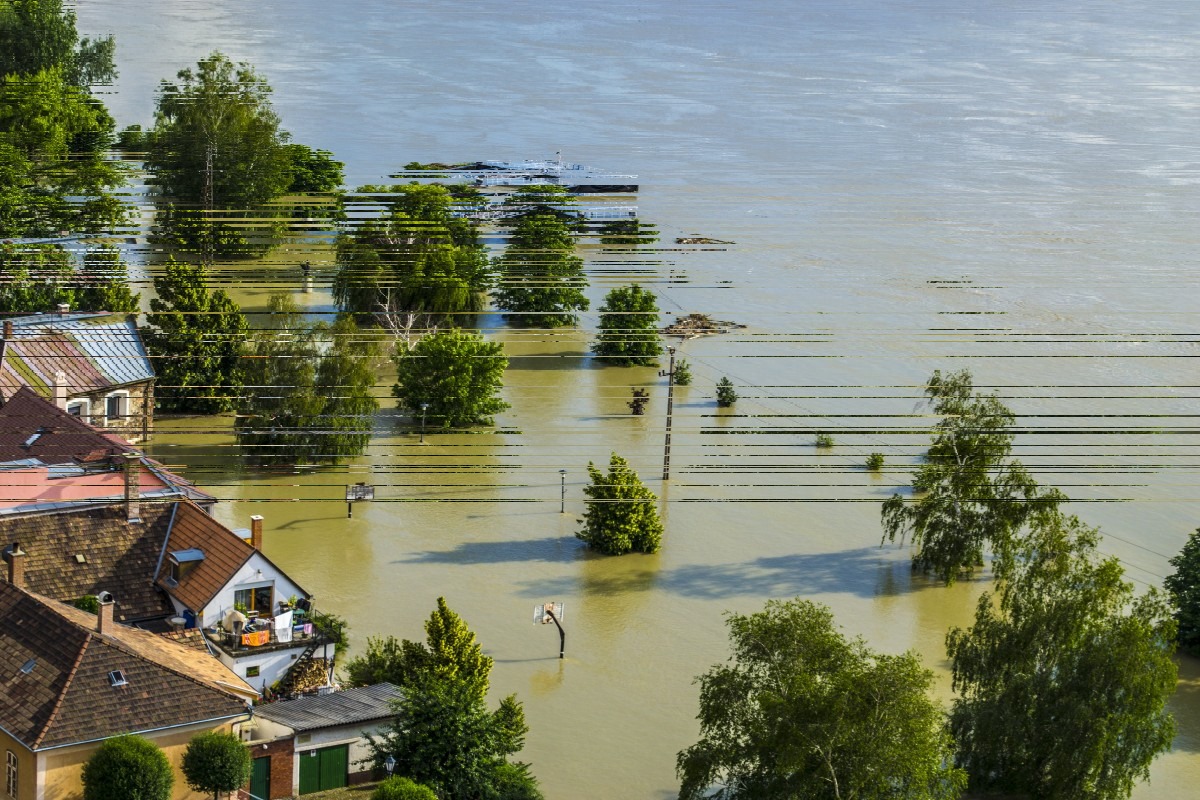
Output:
[675, 235, 734, 244]
[661, 313, 745, 339]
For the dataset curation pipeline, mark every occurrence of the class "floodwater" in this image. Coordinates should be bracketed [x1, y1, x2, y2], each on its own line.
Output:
[78, 1, 1200, 796]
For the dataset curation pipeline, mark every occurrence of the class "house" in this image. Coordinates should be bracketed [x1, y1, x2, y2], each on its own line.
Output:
[0, 310, 155, 443]
[244, 684, 402, 798]
[0, 576, 255, 800]
[0, 387, 214, 514]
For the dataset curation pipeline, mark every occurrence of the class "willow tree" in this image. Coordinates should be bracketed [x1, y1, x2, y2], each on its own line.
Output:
[334, 183, 489, 324]
[947, 511, 1177, 799]
[881, 368, 1058, 583]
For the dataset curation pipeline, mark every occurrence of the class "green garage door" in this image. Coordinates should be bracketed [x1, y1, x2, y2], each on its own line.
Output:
[249, 756, 270, 800]
[298, 744, 349, 794]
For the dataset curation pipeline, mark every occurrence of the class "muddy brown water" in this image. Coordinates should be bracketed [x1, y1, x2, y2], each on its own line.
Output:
[75, 0, 1200, 795]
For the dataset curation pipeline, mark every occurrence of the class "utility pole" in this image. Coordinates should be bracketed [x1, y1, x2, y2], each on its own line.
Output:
[202, 142, 215, 269]
[659, 346, 677, 481]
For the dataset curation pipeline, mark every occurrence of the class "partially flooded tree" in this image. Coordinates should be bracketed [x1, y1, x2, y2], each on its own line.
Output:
[591, 284, 662, 366]
[1165, 527, 1200, 656]
[881, 368, 1058, 583]
[577, 453, 662, 555]
[392, 328, 509, 429]
[677, 599, 966, 800]
[947, 510, 1177, 799]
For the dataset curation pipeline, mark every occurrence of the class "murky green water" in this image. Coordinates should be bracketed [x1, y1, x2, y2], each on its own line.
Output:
[77, 0, 1200, 795]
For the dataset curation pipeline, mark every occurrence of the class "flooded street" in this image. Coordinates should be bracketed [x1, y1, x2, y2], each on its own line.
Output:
[79, 1, 1200, 796]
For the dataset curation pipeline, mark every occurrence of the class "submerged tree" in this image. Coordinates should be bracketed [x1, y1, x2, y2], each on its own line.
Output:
[592, 284, 662, 366]
[677, 599, 966, 800]
[715, 377, 737, 408]
[334, 183, 488, 323]
[881, 368, 1059, 583]
[577, 452, 663, 555]
[144, 258, 247, 414]
[237, 295, 380, 464]
[947, 510, 1177, 799]
[1165, 527, 1200, 656]
[392, 328, 509, 429]
[492, 187, 588, 328]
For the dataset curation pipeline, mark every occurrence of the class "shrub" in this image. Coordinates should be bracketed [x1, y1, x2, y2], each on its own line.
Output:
[715, 377, 737, 407]
[866, 452, 885, 471]
[82, 735, 173, 800]
[373, 776, 438, 800]
[673, 359, 693, 386]
[815, 433, 834, 448]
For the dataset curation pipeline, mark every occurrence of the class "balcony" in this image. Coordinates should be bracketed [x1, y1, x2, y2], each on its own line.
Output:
[203, 616, 329, 659]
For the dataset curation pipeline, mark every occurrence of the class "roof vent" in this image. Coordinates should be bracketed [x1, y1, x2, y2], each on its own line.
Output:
[19, 659, 36, 675]
[107, 670, 127, 687]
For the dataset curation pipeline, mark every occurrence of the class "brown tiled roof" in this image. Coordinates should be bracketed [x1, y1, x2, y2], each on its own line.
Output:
[0, 504, 175, 622]
[0, 583, 248, 750]
[0, 387, 134, 464]
[157, 628, 213, 655]
[156, 502, 256, 613]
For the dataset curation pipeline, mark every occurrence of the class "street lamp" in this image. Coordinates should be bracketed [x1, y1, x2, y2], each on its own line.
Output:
[419, 402, 430, 444]
[559, 469, 567, 513]
[383, 754, 396, 777]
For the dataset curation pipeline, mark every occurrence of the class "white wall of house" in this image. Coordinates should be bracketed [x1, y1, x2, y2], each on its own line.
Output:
[213, 647, 331, 694]
[199, 552, 308, 623]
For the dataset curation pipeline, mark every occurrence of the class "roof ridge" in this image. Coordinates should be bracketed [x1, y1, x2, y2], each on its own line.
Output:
[33, 631, 92, 749]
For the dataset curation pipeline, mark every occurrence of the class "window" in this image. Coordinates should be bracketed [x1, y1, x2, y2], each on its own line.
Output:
[66, 400, 88, 419]
[235, 585, 274, 616]
[7, 750, 16, 798]
[104, 392, 128, 426]
[246, 665, 260, 678]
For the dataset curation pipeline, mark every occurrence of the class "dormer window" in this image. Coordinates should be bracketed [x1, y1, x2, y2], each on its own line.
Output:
[167, 549, 205, 583]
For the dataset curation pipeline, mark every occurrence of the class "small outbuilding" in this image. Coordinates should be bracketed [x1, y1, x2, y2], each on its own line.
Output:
[242, 683, 401, 798]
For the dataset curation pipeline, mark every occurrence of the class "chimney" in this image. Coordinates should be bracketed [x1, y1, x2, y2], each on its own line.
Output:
[2, 320, 11, 340]
[52, 370, 68, 410]
[5, 542, 25, 588]
[57, 303, 70, 316]
[250, 515, 264, 551]
[123, 452, 141, 523]
[97, 591, 115, 635]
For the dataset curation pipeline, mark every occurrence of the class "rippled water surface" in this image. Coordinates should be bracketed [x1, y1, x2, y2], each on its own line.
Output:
[77, 1, 1200, 796]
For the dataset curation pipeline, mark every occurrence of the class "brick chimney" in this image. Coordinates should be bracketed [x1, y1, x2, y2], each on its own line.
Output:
[2, 319, 11, 340]
[57, 303, 70, 316]
[5, 542, 25, 588]
[97, 592, 115, 634]
[250, 515, 264, 551]
[52, 370, 68, 410]
[123, 452, 141, 523]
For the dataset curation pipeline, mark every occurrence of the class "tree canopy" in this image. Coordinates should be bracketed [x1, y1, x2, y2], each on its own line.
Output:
[345, 597, 494, 700]
[372, 777, 438, 800]
[677, 598, 966, 800]
[81, 734, 173, 800]
[0, 1, 124, 236]
[334, 183, 489, 323]
[491, 189, 589, 328]
[946, 509, 1177, 799]
[392, 328, 509, 429]
[0, 242, 138, 313]
[576, 452, 663, 555]
[144, 258, 247, 414]
[1166, 528, 1200, 655]
[181, 731, 251, 800]
[237, 295, 381, 464]
[881, 368, 1059, 583]
[591, 284, 662, 366]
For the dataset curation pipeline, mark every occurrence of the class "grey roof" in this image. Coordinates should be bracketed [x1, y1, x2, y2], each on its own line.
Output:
[254, 683, 401, 733]
[5, 312, 154, 389]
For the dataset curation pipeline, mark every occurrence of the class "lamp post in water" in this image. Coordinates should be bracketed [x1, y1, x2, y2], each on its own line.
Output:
[559, 469, 567, 513]
[419, 403, 429, 444]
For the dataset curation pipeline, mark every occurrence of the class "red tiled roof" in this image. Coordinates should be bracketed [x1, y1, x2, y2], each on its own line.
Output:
[156, 502, 256, 613]
[0, 387, 134, 464]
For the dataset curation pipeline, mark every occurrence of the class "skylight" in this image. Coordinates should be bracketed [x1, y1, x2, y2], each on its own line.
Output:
[107, 670, 128, 687]
[22, 429, 44, 448]
[19, 659, 35, 675]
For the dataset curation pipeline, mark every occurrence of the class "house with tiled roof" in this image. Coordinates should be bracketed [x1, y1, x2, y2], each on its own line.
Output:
[0, 387, 214, 514]
[0, 577, 253, 800]
[0, 310, 155, 443]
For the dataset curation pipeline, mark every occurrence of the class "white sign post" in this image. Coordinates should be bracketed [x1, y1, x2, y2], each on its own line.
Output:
[533, 601, 566, 659]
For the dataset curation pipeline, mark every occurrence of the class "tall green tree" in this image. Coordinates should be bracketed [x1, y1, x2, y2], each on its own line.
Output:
[591, 284, 662, 366]
[677, 599, 965, 800]
[392, 328, 509, 429]
[144, 258, 247, 414]
[576, 452, 663, 555]
[238, 295, 379, 464]
[345, 597, 493, 700]
[147, 52, 290, 208]
[334, 183, 488, 323]
[0, 0, 116, 87]
[881, 368, 1058, 584]
[367, 677, 540, 800]
[81, 735, 173, 800]
[946, 510, 1177, 799]
[76, 245, 140, 312]
[181, 731, 251, 800]
[491, 192, 589, 328]
[1166, 528, 1200, 655]
[282, 143, 344, 193]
